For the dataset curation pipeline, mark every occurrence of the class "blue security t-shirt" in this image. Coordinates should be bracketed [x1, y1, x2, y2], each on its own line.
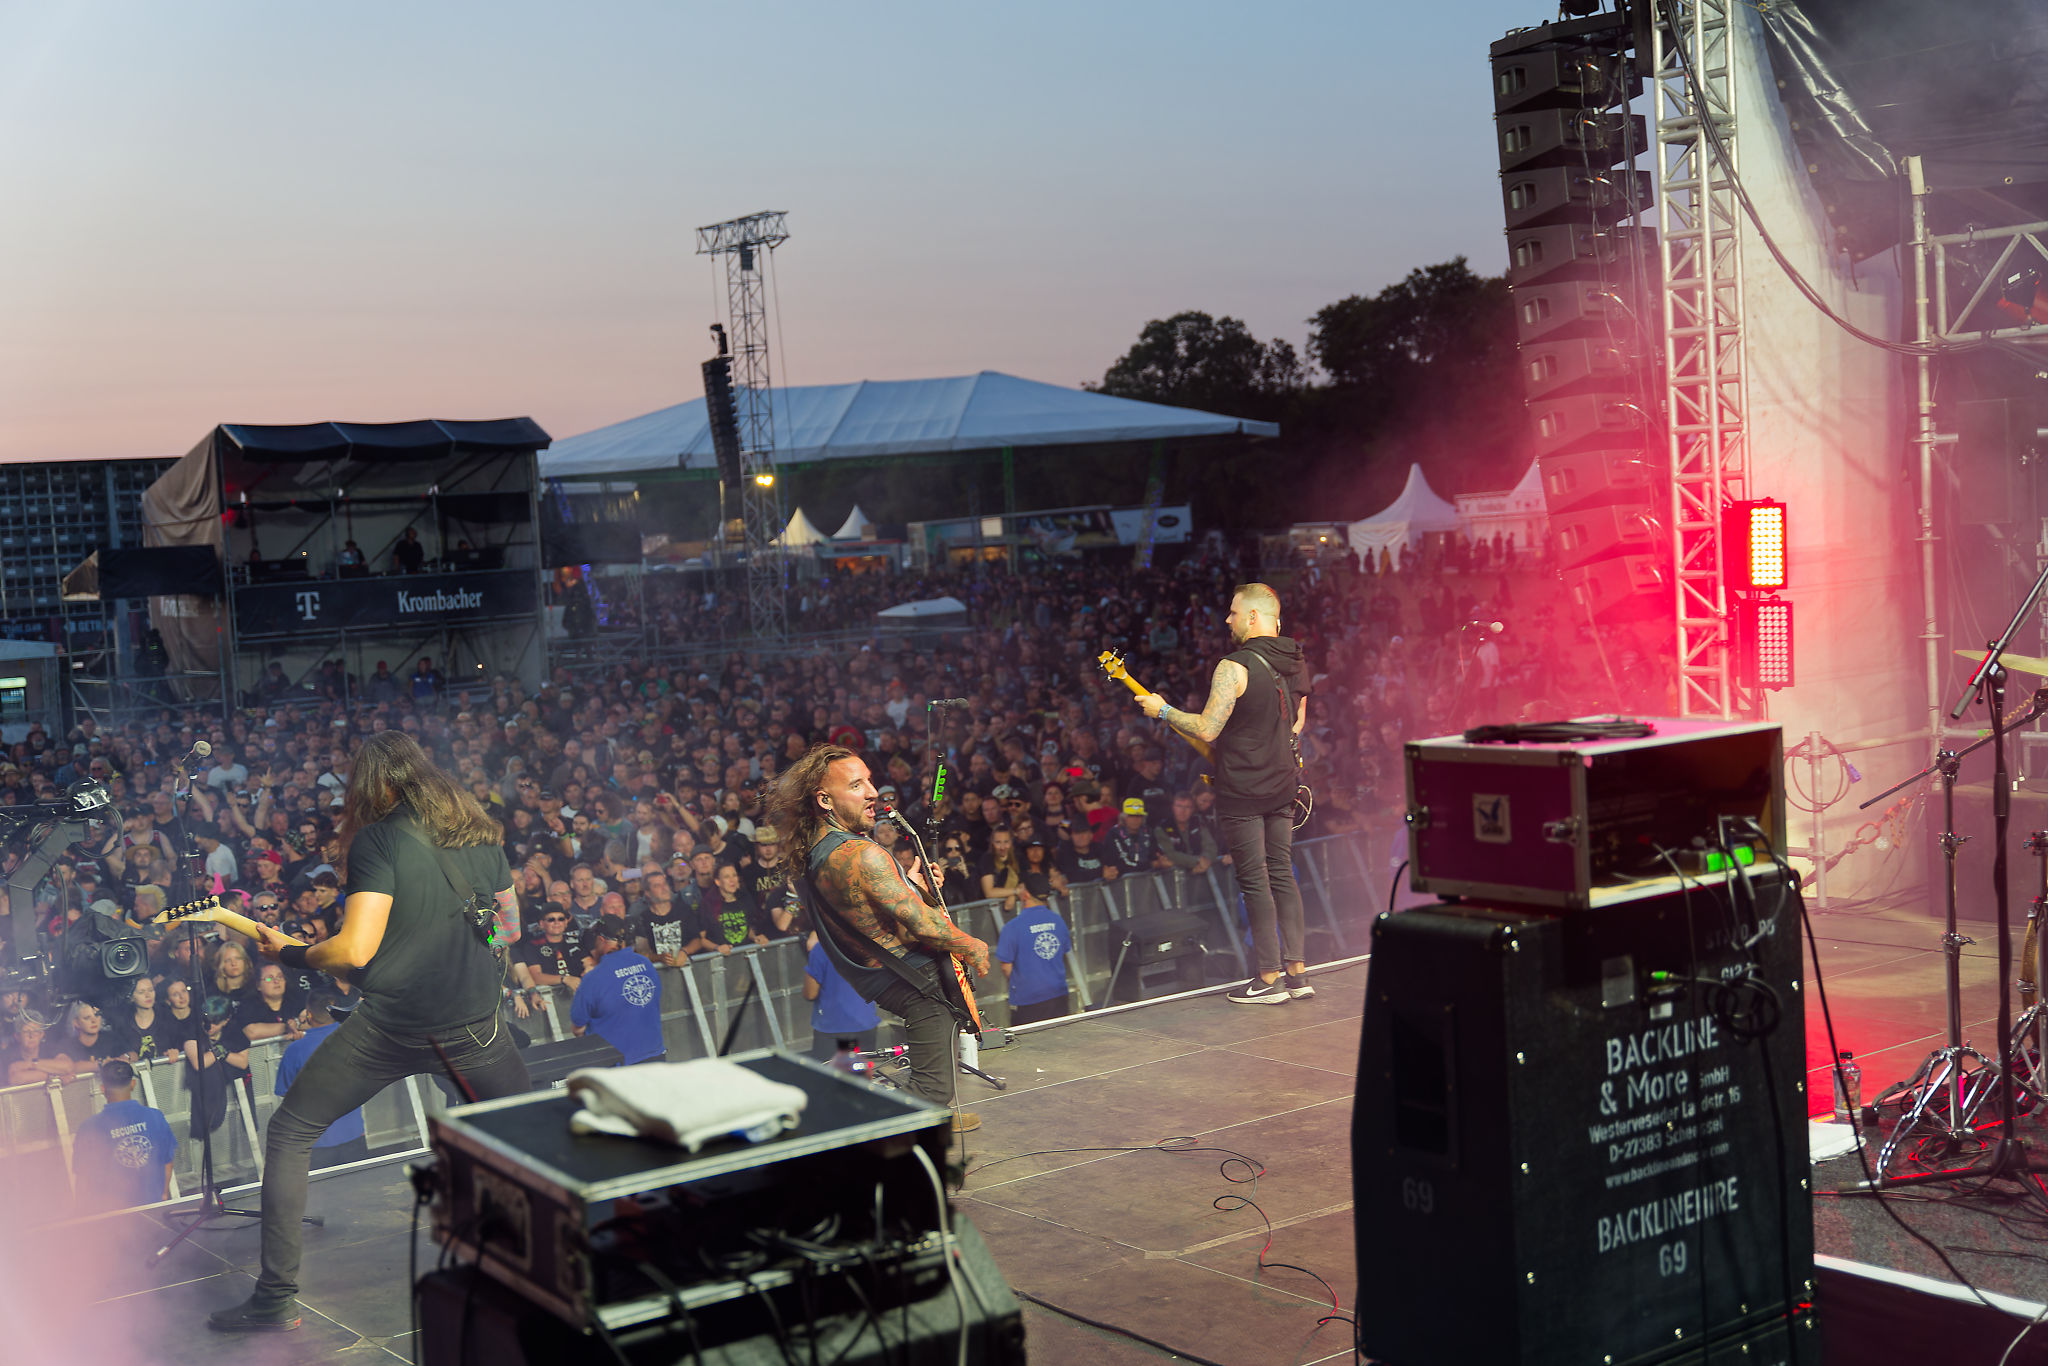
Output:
[277, 1024, 367, 1148]
[805, 943, 880, 1036]
[995, 908, 1072, 1007]
[569, 949, 666, 1064]
[74, 1098, 175, 1209]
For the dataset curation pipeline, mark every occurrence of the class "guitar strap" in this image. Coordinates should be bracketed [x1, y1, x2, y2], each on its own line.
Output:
[1248, 652, 1315, 827]
[394, 819, 506, 971]
[1249, 652, 1304, 775]
[797, 827, 975, 1033]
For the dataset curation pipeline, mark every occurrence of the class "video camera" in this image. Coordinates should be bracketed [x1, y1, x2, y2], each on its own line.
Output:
[1, 779, 126, 996]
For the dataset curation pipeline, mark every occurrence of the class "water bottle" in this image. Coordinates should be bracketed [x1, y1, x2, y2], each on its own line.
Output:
[828, 1039, 862, 1076]
[1833, 1051, 1862, 1120]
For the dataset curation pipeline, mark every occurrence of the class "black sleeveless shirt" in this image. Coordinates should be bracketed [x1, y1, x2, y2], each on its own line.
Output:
[1211, 636, 1309, 817]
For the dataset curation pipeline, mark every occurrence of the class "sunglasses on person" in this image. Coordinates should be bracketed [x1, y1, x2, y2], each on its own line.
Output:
[542, 915, 569, 924]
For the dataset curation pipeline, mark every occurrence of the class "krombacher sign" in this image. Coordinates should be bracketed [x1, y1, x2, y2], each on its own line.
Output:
[235, 569, 536, 637]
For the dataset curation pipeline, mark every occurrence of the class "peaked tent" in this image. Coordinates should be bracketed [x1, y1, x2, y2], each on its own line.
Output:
[1347, 463, 1462, 559]
[1453, 460, 1547, 555]
[772, 507, 830, 548]
[539, 371, 1279, 480]
[831, 504, 877, 540]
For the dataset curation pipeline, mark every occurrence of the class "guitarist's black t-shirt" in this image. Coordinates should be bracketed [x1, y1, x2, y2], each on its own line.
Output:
[345, 808, 513, 1036]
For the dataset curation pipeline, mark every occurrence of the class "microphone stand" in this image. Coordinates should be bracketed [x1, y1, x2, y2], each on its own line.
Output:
[152, 752, 264, 1260]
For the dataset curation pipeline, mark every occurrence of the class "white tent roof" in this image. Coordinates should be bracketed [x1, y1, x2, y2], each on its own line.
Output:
[1347, 463, 1462, 557]
[539, 371, 1280, 480]
[772, 507, 830, 547]
[831, 504, 877, 540]
[877, 595, 967, 619]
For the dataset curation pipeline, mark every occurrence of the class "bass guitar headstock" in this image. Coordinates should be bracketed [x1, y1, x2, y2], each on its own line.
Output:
[1097, 649, 1130, 684]
[153, 896, 225, 928]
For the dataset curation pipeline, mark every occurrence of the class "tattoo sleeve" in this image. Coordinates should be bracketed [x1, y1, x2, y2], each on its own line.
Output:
[1175, 659, 1242, 744]
[850, 844, 980, 955]
[492, 886, 521, 946]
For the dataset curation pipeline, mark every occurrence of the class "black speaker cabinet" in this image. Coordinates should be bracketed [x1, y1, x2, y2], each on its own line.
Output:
[1354, 873, 1816, 1366]
[1105, 908, 1210, 1003]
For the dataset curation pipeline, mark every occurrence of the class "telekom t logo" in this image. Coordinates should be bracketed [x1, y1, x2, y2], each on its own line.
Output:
[294, 591, 321, 622]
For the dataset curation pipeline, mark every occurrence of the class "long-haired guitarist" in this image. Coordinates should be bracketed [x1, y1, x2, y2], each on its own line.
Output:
[208, 731, 529, 1333]
[1137, 582, 1313, 1006]
[767, 744, 988, 1133]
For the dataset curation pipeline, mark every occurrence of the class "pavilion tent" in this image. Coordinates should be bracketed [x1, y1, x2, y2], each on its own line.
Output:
[538, 371, 1279, 480]
[772, 507, 830, 548]
[1347, 463, 1461, 559]
[831, 504, 877, 540]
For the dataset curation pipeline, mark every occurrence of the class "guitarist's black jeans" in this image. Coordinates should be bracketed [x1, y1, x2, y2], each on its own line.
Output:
[1221, 810, 1305, 976]
[252, 1007, 530, 1306]
[868, 955, 959, 1108]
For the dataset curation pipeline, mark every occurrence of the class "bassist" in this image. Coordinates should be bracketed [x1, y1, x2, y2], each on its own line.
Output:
[1138, 582, 1314, 1006]
[768, 744, 989, 1133]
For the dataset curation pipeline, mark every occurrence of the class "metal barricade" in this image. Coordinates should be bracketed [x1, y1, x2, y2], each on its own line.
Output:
[0, 832, 1378, 1221]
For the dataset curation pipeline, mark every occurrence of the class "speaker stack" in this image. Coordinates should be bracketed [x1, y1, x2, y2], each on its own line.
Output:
[1355, 720, 1816, 1365]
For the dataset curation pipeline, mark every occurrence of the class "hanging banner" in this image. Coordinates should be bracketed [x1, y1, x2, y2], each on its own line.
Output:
[233, 569, 537, 637]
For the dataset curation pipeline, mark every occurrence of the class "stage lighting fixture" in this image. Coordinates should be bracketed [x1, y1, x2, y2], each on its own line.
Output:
[1724, 499, 1787, 590]
[1736, 597, 1794, 691]
[752, 472, 775, 488]
[1997, 267, 2048, 326]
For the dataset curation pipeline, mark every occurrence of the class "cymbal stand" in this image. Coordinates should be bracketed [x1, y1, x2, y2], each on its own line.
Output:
[1869, 747, 2000, 1179]
[2010, 831, 2048, 1107]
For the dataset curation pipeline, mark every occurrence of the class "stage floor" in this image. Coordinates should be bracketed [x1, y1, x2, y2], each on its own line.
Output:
[48, 895, 2048, 1364]
[48, 963, 1369, 1366]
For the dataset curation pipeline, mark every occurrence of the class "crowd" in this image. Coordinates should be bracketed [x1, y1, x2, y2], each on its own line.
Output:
[0, 537, 1665, 1202]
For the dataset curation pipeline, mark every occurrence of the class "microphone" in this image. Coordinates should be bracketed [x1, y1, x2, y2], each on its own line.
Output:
[875, 802, 916, 835]
[930, 698, 972, 708]
[175, 740, 213, 771]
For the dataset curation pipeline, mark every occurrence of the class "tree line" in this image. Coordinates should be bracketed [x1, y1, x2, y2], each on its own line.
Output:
[1085, 257, 1528, 530]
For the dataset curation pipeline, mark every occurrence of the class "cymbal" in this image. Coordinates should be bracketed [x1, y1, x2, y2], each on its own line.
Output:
[1954, 647, 2048, 677]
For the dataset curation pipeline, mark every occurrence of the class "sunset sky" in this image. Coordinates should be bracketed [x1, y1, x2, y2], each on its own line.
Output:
[0, 0, 1546, 463]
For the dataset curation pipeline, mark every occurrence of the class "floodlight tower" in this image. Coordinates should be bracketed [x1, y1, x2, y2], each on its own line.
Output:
[696, 211, 791, 639]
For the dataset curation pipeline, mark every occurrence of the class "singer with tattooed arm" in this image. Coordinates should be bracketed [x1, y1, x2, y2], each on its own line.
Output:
[768, 744, 989, 1133]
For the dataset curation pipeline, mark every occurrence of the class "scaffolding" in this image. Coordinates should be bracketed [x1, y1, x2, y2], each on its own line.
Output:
[696, 211, 791, 640]
[1654, 0, 1750, 718]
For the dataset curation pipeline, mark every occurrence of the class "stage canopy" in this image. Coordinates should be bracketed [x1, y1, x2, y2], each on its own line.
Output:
[1346, 463, 1461, 558]
[538, 372, 1280, 481]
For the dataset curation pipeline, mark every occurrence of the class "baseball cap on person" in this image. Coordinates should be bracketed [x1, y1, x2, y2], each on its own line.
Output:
[594, 914, 631, 944]
[1121, 798, 1147, 817]
[88, 898, 121, 917]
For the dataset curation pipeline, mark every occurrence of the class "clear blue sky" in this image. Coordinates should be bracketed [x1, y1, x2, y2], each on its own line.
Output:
[0, 0, 1550, 462]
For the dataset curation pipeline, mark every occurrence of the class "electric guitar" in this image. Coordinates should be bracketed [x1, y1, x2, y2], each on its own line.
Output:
[906, 870, 983, 1033]
[152, 895, 306, 948]
[1097, 650, 1214, 761]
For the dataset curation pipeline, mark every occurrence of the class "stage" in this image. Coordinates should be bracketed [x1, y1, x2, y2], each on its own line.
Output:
[42, 896, 2048, 1364]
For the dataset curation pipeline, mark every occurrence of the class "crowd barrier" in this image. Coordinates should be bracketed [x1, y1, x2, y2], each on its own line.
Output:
[0, 831, 1375, 1222]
